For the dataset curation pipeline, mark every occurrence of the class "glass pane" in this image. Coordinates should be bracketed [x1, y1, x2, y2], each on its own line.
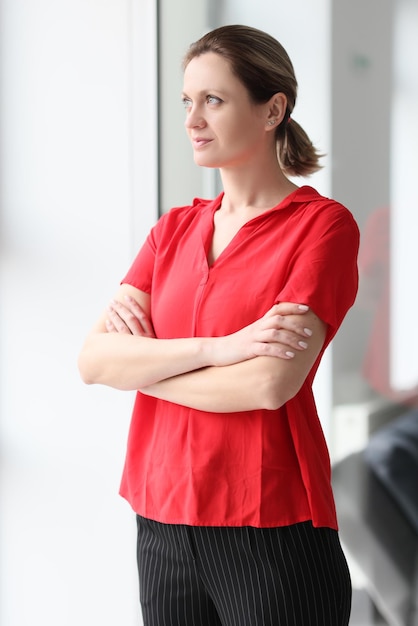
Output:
[331, 3, 418, 624]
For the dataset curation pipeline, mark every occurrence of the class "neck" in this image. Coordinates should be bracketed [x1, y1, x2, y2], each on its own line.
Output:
[218, 159, 298, 214]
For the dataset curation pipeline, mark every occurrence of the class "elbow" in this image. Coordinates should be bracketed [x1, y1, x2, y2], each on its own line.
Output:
[77, 352, 96, 385]
[258, 365, 300, 411]
[77, 342, 102, 386]
[262, 385, 287, 411]
[262, 384, 299, 411]
[78, 370, 95, 386]
[77, 342, 138, 391]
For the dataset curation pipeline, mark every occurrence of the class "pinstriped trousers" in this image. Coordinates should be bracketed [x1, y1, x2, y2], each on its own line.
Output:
[136, 516, 352, 626]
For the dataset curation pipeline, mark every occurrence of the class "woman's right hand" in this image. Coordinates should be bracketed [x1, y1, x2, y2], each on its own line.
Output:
[105, 295, 156, 338]
[211, 302, 314, 366]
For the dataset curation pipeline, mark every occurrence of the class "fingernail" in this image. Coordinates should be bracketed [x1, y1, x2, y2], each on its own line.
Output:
[304, 328, 313, 336]
[298, 305, 309, 311]
[298, 341, 308, 349]
[285, 351, 295, 358]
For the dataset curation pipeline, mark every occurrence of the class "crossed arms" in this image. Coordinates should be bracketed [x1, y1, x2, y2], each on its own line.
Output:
[78, 283, 326, 412]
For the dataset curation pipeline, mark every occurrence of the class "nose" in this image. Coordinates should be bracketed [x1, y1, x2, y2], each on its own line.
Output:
[184, 106, 206, 130]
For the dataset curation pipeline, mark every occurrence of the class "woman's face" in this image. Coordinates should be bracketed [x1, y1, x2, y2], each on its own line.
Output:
[182, 52, 272, 169]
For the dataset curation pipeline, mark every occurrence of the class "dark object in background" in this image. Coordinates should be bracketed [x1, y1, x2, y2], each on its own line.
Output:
[333, 409, 418, 626]
[363, 409, 418, 535]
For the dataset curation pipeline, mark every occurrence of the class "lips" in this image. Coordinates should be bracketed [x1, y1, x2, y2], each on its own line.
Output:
[192, 137, 213, 149]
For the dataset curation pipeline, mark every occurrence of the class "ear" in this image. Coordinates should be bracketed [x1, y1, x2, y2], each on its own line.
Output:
[265, 92, 287, 130]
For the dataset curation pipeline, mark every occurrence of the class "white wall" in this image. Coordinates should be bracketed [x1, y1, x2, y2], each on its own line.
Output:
[0, 1, 157, 624]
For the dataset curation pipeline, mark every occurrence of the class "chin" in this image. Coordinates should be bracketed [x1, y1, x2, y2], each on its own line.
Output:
[193, 155, 220, 168]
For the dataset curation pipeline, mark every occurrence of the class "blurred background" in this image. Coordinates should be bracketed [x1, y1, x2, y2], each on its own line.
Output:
[1, 0, 417, 624]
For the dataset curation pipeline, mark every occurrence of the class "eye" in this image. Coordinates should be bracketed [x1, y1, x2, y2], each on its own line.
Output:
[182, 97, 192, 109]
[207, 95, 222, 105]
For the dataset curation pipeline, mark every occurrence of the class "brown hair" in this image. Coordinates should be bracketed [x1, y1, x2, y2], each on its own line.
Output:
[183, 25, 323, 177]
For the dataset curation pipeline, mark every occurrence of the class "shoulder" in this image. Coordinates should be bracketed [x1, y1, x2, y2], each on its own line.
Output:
[150, 196, 218, 241]
[292, 186, 360, 243]
[160, 196, 217, 225]
[296, 186, 356, 219]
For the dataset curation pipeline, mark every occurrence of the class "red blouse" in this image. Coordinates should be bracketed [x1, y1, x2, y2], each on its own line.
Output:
[120, 186, 359, 529]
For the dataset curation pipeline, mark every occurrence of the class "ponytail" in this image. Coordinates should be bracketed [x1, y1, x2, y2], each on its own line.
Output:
[277, 117, 324, 177]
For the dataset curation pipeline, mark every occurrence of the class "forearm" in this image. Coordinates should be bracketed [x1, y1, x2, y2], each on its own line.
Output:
[79, 293, 316, 394]
[140, 311, 326, 412]
[140, 356, 290, 412]
[78, 332, 218, 390]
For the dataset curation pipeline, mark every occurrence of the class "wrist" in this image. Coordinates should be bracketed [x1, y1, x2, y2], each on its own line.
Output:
[198, 336, 224, 367]
[199, 334, 247, 368]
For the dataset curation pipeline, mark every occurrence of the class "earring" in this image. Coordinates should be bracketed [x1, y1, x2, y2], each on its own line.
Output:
[267, 120, 276, 126]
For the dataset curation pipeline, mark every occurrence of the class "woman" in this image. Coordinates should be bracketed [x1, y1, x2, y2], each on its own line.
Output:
[79, 24, 359, 626]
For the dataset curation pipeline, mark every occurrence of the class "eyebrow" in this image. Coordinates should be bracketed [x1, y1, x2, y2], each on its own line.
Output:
[181, 89, 226, 99]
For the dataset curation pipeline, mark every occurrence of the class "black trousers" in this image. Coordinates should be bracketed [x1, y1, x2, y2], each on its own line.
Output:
[136, 516, 352, 626]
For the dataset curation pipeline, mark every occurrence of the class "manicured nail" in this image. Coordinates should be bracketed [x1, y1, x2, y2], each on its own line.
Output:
[304, 328, 313, 336]
[285, 351, 295, 358]
[298, 341, 308, 349]
[298, 305, 309, 311]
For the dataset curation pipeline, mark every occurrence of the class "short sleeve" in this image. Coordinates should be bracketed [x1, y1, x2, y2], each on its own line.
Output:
[276, 205, 360, 343]
[120, 199, 207, 293]
[121, 222, 160, 293]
